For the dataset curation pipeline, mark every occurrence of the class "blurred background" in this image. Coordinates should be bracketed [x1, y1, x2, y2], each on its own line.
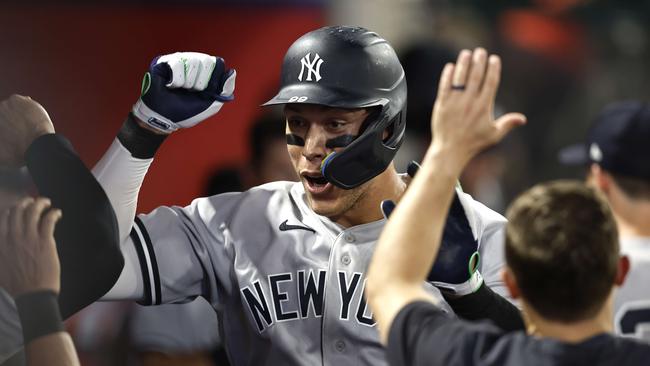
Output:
[1, 0, 649, 365]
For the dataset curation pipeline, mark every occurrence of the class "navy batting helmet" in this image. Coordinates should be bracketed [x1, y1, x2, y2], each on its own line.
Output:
[263, 26, 407, 189]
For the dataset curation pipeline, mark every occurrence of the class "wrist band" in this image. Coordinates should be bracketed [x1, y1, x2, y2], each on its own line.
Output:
[15, 290, 64, 344]
[117, 113, 169, 159]
[432, 270, 484, 298]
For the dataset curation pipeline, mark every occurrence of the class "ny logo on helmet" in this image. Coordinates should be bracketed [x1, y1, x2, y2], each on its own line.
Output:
[298, 53, 324, 82]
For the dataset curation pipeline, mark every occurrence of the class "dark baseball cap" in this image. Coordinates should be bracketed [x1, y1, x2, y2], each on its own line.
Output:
[558, 100, 650, 180]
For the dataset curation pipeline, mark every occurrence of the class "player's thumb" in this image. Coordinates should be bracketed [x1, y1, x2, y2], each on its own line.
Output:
[494, 112, 526, 142]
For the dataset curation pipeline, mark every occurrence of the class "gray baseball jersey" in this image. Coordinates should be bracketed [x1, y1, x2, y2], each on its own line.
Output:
[116, 179, 508, 366]
[92, 136, 509, 366]
[614, 236, 650, 342]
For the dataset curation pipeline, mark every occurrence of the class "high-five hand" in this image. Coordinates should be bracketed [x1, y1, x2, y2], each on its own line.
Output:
[430, 48, 526, 168]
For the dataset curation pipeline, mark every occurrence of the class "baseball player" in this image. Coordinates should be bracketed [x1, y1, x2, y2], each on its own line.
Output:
[91, 27, 512, 365]
[366, 48, 650, 366]
[561, 101, 650, 341]
[126, 111, 296, 366]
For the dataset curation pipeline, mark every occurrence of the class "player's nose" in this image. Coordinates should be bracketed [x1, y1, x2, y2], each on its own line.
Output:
[301, 128, 328, 162]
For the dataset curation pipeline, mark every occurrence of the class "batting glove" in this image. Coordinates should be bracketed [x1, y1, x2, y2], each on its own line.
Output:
[381, 161, 483, 297]
[132, 52, 236, 134]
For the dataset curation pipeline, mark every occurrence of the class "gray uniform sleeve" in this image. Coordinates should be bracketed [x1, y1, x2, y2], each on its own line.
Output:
[130, 193, 240, 306]
[132, 203, 214, 305]
[129, 297, 220, 353]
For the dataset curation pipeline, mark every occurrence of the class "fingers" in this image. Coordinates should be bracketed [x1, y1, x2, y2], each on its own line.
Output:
[436, 63, 454, 102]
[194, 55, 217, 91]
[158, 53, 185, 88]
[4, 197, 61, 245]
[451, 50, 472, 88]
[40, 208, 62, 239]
[479, 55, 502, 105]
[24, 198, 52, 237]
[158, 52, 218, 90]
[439, 48, 490, 99]
[466, 48, 487, 94]
[9, 197, 33, 240]
[493, 112, 527, 142]
[182, 57, 201, 89]
[431, 46, 524, 157]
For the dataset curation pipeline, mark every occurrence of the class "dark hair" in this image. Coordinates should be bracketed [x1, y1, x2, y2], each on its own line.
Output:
[248, 112, 285, 171]
[505, 180, 619, 322]
[610, 173, 650, 200]
[204, 166, 244, 196]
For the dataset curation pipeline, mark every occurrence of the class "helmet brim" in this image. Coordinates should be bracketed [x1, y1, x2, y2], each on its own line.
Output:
[262, 83, 387, 109]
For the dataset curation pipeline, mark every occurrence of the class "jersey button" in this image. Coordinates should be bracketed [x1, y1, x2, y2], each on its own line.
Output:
[335, 340, 346, 353]
[344, 233, 356, 243]
[341, 254, 351, 265]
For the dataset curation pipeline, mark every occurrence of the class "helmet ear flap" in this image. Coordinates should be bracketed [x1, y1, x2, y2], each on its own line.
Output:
[321, 151, 337, 176]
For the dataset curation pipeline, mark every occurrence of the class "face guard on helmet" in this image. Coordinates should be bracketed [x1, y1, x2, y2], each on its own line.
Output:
[263, 26, 407, 189]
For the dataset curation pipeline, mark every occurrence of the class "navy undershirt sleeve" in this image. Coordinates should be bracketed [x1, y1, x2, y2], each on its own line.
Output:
[444, 282, 525, 332]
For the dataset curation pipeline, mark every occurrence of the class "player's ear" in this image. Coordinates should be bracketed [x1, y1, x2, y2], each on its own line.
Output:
[502, 267, 520, 300]
[589, 164, 611, 194]
[614, 255, 630, 287]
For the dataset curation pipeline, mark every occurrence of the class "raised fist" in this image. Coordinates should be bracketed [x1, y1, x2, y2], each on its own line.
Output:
[132, 52, 236, 134]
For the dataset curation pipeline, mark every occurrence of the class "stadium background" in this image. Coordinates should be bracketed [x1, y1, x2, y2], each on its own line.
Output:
[1, 0, 649, 213]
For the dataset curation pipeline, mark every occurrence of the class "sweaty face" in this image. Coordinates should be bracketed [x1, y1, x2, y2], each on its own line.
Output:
[285, 104, 370, 219]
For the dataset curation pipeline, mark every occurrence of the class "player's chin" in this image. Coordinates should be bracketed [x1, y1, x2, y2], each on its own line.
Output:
[308, 199, 343, 218]
[303, 183, 341, 214]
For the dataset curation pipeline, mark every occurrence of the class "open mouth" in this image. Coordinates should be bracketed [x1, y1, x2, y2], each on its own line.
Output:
[301, 172, 332, 194]
[304, 175, 328, 186]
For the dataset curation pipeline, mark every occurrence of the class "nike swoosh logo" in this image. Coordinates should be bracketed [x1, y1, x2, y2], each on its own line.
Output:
[279, 219, 315, 233]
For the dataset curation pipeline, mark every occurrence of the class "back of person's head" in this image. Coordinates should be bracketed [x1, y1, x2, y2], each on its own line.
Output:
[248, 111, 296, 184]
[505, 180, 619, 322]
[203, 165, 244, 197]
[248, 112, 286, 173]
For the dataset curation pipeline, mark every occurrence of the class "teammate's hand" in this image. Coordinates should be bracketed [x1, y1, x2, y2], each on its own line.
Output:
[132, 52, 236, 134]
[0, 95, 55, 168]
[430, 48, 526, 166]
[0, 197, 63, 298]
